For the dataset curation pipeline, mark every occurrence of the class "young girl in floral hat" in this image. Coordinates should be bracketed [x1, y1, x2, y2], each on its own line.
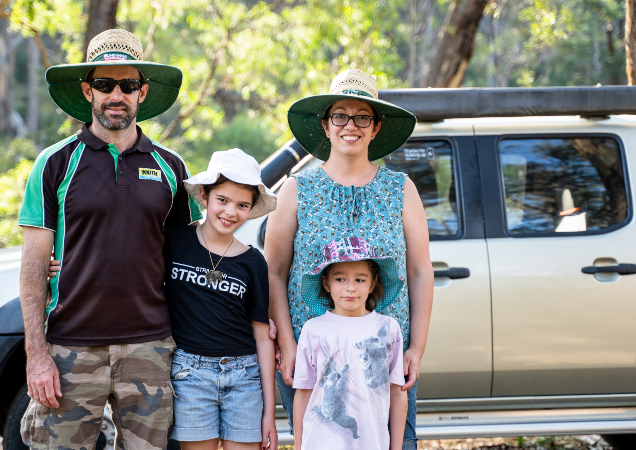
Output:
[293, 236, 408, 450]
[165, 148, 278, 450]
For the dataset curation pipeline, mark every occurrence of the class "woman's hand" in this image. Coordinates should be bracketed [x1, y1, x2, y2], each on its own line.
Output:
[269, 319, 281, 371]
[261, 411, 278, 450]
[402, 347, 422, 391]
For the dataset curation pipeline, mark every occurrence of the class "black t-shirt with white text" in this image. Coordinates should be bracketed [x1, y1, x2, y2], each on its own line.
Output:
[163, 226, 269, 357]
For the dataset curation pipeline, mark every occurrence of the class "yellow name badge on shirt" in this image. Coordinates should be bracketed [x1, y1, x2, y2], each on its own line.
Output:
[139, 168, 162, 181]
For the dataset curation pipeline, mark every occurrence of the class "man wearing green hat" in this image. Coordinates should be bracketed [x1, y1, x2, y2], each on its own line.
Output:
[18, 29, 202, 450]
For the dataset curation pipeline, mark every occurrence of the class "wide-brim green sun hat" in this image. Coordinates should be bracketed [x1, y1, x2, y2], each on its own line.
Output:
[288, 69, 416, 161]
[45, 29, 182, 123]
[300, 236, 404, 316]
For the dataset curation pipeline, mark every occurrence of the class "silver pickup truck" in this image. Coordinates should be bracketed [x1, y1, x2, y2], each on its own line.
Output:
[1, 87, 635, 449]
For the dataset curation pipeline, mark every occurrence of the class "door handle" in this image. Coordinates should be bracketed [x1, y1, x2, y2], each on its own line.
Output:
[581, 264, 636, 275]
[434, 268, 470, 279]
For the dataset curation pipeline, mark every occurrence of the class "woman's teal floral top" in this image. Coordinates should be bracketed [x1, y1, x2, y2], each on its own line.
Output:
[288, 166, 410, 349]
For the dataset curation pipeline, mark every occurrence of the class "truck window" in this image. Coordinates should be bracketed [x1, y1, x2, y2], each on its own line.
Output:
[381, 140, 460, 238]
[498, 136, 629, 235]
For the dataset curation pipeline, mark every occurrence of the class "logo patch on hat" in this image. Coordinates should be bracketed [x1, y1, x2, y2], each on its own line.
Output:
[103, 53, 128, 61]
[139, 168, 162, 181]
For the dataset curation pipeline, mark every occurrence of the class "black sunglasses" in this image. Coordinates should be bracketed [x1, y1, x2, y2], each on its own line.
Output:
[89, 78, 142, 94]
[329, 113, 374, 128]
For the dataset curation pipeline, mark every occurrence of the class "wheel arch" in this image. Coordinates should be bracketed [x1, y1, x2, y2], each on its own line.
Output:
[0, 296, 27, 433]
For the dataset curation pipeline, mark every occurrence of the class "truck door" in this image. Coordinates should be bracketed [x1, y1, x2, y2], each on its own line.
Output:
[476, 130, 636, 396]
[382, 132, 492, 399]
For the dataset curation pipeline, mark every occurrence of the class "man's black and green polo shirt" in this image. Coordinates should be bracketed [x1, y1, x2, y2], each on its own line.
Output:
[19, 124, 203, 346]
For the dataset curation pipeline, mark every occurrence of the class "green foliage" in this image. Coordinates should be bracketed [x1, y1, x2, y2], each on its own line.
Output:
[10, 0, 86, 63]
[464, 0, 626, 87]
[0, 138, 38, 174]
[124, 0, 408, 167]
[0, 159, 34, 248]
[0, 0, 631, 193]
[150, 113, 284, 175]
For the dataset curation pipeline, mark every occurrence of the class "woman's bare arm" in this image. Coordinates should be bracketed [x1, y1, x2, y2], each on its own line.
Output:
[402, 177, 434, 390]
[263, 177, 298, 386]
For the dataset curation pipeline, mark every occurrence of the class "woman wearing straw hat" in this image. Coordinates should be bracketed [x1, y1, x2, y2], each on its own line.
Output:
[265, 69, 434, 449]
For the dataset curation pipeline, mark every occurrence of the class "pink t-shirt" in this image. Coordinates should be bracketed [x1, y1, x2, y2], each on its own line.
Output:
[293, 311, 405, 450]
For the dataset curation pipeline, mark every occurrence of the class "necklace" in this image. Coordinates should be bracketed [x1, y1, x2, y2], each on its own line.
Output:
[198, 226, 234, 286]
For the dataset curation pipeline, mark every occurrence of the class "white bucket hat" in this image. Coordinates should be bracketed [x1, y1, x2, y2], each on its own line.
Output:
[184, 149, 277, 219]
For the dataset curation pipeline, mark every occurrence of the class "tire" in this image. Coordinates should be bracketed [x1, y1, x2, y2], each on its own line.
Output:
[601, 434, 636, 450]
[2, 384, 30, 450]
[1, 383, 115, 450]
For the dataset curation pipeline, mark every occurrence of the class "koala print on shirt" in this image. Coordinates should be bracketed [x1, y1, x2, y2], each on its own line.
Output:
[314, 358, 360, 439]
[354, 321, 392, 389]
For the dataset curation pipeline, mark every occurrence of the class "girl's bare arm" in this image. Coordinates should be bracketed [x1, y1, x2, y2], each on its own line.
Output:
[293, 388, 313, 450]
[253, 321, 278, 449]
[389, 383, 408, 450]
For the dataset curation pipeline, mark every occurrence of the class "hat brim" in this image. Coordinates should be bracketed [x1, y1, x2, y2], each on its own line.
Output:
[184, 171, 277, 220]
[46, 61, 182, 123]
[300, 256, 404, 316]
[288, 93, 416, 161]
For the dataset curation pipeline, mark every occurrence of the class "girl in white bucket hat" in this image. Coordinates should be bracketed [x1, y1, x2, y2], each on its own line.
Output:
[164, 148, 278, 450]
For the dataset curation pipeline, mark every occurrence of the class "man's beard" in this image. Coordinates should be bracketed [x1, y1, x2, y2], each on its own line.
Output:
[92, 98, 139, 130]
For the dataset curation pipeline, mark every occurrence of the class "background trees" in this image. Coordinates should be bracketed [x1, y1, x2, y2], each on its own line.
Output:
[0, 0, 630, 247]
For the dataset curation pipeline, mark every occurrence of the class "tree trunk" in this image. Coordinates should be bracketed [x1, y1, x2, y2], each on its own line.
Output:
[406, 0, 417, 86]
[27, 37, 39, 134]
[627, 0, 636, 84]
[82, 0, 120, 61]
[0, 18, 13, 136]
[425, 0, 488, 88]
[571, 139, 627, 224]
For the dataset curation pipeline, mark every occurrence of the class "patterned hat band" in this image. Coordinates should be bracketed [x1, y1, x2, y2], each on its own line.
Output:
[90, 52, 138, 62]
[336, 88, 374, 99]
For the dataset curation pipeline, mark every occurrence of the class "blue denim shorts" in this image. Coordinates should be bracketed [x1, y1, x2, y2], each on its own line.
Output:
[170, 348, 263, 443]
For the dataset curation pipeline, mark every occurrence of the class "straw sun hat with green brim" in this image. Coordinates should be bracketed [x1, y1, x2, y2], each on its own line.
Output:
[301, 236, 404, 316]
[45, 29, 182, 123]
[288, 69, 416, 161]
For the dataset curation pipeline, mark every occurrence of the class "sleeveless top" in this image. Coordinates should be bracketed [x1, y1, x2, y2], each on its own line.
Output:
[288, 166, 410, 349]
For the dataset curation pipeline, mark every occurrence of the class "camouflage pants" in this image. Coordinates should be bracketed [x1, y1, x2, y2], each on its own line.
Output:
[21, 337, 176, 450]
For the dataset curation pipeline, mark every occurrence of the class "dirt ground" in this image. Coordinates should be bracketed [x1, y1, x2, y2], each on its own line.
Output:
[0, 435, 613, 449]
[414, 435, 612, 449]
[276, 435, 612, 449]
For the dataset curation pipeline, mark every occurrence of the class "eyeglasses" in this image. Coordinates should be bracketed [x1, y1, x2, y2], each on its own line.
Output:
[89, 78, 142, 94]
[329, 113, 374, 128]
